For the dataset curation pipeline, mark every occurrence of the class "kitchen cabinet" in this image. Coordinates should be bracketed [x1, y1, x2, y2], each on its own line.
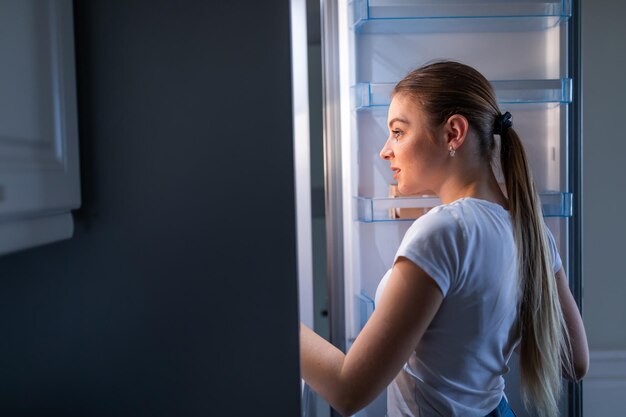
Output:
[0, 0, 80, 255]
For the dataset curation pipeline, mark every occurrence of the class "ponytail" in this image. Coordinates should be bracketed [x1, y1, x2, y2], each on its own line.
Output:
[499, 123, 575, 417]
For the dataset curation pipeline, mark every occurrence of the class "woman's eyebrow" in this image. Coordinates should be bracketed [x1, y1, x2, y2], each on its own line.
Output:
[388, 117, 409, 127]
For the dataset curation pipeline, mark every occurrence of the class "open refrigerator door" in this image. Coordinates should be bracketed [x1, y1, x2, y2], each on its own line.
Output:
[299, 1, 582, 416]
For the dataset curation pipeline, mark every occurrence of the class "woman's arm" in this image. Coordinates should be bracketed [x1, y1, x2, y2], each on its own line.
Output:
[300, 257, 443, 416]
[555, 268, 589, 381]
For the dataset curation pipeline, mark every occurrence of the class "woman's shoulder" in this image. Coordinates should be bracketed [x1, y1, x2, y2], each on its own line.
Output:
[413, 197, 484, 227]
[406, 201, 467, 241]
[395, 200, 471, 293]
[424, 197, 508, 223]
[407, 197, 506, 240]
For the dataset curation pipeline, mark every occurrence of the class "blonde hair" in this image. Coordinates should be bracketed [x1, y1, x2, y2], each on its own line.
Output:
[394, 61, 574, 417]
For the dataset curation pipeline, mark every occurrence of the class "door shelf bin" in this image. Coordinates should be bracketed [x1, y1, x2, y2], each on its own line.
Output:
[353, 0, 571, 33]
[352, 79, 572, 110]
[354, 192, 573, 222]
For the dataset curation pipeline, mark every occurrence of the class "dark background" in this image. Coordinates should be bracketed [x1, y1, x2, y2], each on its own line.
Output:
[0, 1, 300, 416]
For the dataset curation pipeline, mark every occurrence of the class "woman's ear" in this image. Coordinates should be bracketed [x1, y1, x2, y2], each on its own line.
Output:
[444, 114, 469, 150]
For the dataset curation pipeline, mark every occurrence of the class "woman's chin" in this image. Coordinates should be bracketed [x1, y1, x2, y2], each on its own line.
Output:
[398, 183, 433, 197]
[397, 183, 417, 196]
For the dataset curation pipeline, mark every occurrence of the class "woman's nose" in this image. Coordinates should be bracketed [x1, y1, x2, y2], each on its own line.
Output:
[380, 140, 393, 160]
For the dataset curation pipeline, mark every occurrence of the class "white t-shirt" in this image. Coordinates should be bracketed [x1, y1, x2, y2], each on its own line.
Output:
[374, 197, 562, 417]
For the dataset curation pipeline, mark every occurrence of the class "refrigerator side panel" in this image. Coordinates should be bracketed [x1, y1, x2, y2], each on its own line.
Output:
[291, 0, 315, 329]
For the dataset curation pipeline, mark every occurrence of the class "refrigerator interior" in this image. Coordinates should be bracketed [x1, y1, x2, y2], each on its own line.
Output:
[333, 1, 575, 416]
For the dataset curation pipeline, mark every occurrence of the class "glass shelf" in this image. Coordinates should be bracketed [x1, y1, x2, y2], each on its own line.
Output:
[352, 79, 572, 109]
[354, 192, 573, 222]
[353, 0, 571, 34]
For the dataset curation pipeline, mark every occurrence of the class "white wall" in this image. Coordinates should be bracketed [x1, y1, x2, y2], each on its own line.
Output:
[582, 0, 626, 414]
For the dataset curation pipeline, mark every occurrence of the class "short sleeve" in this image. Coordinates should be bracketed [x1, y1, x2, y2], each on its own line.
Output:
[394, 208, 464, 297]
[544, 224, 563, 273]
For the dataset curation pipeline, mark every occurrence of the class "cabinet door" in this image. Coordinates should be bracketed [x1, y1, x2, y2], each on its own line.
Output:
[0, 0, 80, 255]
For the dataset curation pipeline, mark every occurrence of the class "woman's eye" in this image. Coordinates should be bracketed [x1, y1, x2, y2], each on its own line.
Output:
[391, 130, 401, 142]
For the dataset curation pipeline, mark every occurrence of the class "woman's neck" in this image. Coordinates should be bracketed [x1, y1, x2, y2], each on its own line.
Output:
[437, 163, 508, 210]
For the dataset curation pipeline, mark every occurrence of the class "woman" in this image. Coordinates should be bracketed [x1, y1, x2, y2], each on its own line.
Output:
[300, 61, 588, 417]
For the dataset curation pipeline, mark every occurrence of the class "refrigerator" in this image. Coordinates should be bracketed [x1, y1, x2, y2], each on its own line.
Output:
[292, 1, 583, 416]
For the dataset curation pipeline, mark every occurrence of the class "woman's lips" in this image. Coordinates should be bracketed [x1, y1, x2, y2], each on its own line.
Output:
[391, 167, 400, 180]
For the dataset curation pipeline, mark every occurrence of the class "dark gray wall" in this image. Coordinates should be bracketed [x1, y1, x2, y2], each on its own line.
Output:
[0, 1, 300, 416]
[581, 0, 626, 351]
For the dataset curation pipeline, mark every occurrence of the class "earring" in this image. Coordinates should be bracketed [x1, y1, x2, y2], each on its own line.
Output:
[449, 146, 456, 157]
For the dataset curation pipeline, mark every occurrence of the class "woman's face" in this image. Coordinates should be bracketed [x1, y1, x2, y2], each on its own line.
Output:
[380, 94, 447, 195]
